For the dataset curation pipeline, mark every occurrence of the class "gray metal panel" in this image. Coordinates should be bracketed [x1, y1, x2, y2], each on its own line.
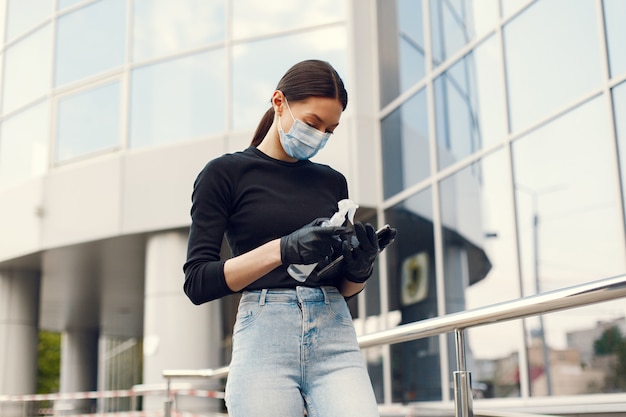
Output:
[41, 156, 122, 249]
[121, 138, 227, 234]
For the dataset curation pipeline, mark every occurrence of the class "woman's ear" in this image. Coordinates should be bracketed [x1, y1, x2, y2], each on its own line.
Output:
[272, 90, 284, 115]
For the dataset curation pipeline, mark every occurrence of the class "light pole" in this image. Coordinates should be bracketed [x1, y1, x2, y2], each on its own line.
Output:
[516, 184, 565, 396]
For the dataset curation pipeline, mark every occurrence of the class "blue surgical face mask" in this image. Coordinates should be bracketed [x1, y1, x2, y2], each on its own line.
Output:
[278, 99, 331, 160]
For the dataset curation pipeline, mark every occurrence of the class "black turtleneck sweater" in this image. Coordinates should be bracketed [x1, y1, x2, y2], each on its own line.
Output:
[183, 146, 349, 305]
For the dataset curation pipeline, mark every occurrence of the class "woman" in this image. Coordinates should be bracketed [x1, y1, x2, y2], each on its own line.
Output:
[183, 60, 393, 417]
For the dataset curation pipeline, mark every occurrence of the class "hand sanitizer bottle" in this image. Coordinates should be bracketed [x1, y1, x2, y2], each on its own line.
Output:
[287, 199, 359, 282]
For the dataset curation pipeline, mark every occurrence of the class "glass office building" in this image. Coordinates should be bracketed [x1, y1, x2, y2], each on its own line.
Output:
[0, 0, 625, 414]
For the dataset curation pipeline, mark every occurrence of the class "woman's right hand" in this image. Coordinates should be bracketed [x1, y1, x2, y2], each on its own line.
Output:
[280, 223, 350, 265]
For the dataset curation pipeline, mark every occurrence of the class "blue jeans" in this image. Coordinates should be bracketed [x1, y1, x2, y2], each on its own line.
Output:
[225, 286, 379, 417]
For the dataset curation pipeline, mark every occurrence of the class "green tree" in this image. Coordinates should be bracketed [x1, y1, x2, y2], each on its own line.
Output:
[37, 331, 61, 394]
[594, 325, 626, 391]
[594, 326, 623, 355]
[616, 338, 626, 389]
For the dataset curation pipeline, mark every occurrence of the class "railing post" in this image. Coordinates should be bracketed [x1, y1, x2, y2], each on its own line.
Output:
[164, 378, 172, 417]
[453, 328, 473, 417]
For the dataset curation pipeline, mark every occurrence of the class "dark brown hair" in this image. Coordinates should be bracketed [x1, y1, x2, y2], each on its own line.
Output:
[250, 60, 348, 147]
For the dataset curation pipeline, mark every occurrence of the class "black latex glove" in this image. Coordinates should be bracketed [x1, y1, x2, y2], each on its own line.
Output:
[342, 222, 379, 283]
[280, 222, 350, 265]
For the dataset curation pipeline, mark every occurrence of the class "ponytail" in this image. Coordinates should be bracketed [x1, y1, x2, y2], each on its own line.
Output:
[250, 107, 275, 147]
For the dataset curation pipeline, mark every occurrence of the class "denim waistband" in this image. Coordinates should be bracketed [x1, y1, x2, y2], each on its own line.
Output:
[240, 286, 341, 305]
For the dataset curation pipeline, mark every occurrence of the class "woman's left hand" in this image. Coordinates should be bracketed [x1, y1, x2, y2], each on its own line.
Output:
[342, 222, 379, 283]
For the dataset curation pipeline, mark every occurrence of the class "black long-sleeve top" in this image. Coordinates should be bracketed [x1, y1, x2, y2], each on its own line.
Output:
[183, 146, 349, 305]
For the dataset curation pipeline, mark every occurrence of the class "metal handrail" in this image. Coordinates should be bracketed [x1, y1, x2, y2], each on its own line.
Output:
[163, 274, 626, 417]
[357, 273, 626, 348]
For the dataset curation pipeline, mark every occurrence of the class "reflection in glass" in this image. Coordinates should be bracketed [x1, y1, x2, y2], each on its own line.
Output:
[377, 0, 426, 108]
[500, 0, 532, 18]
[232, 0, 344, 39]
[430, 0, 498, 67]
[0, 0, 7, 46]
[384, 188, 441, 401]
[381, 88, 429, 199]
[56, 82, 121, 162]
[603, 0, 626, 79]
[232, 27, 347, 131]
[614, 81, 626, 221]
[434, 36, 506, 169]
[130, 50, 226, 148]
[504, 0, 603, 133]
[3, 25, 52, 114]
[57, 0, 84, 10]
[440, 151, 523, 398]
[55, 0, 125, 87]
[513, 96, 625, 396]
[6, 0, 52, 42]
[0, 102, 49, 188]
[133, 0, 225, 62]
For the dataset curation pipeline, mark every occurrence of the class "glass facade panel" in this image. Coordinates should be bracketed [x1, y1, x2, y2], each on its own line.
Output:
[57, 0, 85, 10]
[430, 0, 499, 68]
[500, 0, 532, 17]
[133, 0, 225, 62]
[232, 0, 344, 39]
[377, 0, 426, 108]
[513, 96, 626, 395]
[2, 24, 52, 114]
[56, 81, 121, 162]
[232, 27, 347, 131]
[603, 0, 626, 79]
[440, 151, 523, 398]
[55, 0, 126, 87]
[0, 101, 49, 188]
[130, 50, 226, 148]
[385, 188, 441, 401]
[614, 81, 626, 221]
[381, 89, 429, 199]
[504, 0, 604, 133]
[0, 0, 7, 46]
[434, 36, 507, 170]
[6, 0, 51, 42]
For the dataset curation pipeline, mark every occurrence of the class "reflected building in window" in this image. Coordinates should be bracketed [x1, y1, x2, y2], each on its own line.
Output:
[0, 0, 625, 414]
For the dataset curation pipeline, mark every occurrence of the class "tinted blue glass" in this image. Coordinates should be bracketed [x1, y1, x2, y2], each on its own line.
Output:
[500, 0, 532, 17]
[384, 188, 442, 401]
[56, 82, 121, 161]
[6, 0, 52, 42]
[130, 50, 226, 148]
[440, 150, 523, 397]
[0, 102, 49, 188]
[504, 0, 604, 133]
[57, 0, 84, 9]
[55, 0, 126, 86]
[397, 0, 425, 95]
[233, 0, 345, 39]
[3, 25, 52, 114]
[434, 37, 507, 169]
[430, 0, 499, 67]
[378, 0, 426, 108]
[603, 0, 626, 78]
[133, 0, 225, 62]
[614, 82, 626, 221]
[232, 27, 347, 131]
[512, 97, 625, 393]
[381, 89, 430, 199]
